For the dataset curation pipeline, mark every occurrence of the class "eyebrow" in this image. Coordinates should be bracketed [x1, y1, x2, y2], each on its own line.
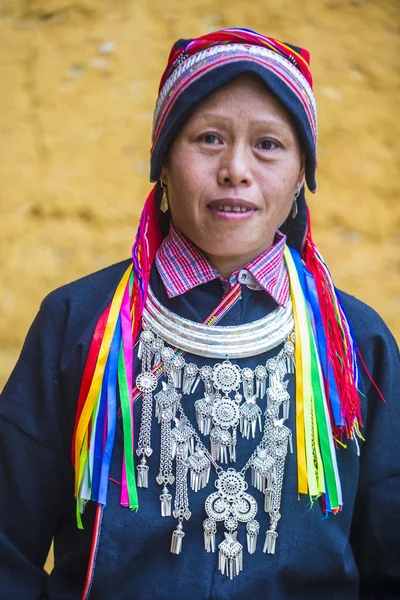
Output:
[197, 112, 292, 130]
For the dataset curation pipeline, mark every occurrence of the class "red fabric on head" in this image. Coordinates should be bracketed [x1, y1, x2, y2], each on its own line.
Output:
[159, 28, 313, 92]
[130, 184, 163, 344]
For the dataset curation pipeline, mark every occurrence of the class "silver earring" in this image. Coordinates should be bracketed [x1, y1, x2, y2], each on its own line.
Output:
[160, 181, 169, 213]
[292, 188, 300, 219]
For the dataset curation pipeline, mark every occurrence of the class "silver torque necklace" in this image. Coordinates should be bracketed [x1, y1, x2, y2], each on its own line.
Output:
[135, 294, 295, 580]
[143, 284, 294, 358]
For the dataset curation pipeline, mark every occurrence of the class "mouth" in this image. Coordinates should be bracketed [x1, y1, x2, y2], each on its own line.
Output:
[207, 198, 258, 219]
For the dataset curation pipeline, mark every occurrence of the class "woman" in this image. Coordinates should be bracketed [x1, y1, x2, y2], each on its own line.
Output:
[0, 28, 399, 600]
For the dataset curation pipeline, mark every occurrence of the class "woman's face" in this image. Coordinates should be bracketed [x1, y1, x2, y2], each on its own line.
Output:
[161, 74, 305, 275]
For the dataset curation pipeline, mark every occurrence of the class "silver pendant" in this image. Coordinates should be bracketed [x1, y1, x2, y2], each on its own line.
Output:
[171, 418, 194, 459]
[205, 469, 258, 526]
[193, 365, 213, 396]
[187, 446, 211, 492]
[211, 395, 241, 430]
[212, 360, 242, 395]
[251, 447, 275, 493]
[267, 380, 290, 420]
[171, 355, 185, 389]
[155, 381, 179, 424]
[241, 367, 254, 401]
[182, 363, 199, 395]
[171, 418, 192, 540]
[152, 336, 164, 367]
[210, 427, 235, 464]
[161, 346, 175, 381]
[136, 362, 157, 486]
[254, 365, 267, 399]
[137, 328, 155, 361]
[218, 532, 243, 579]
[210, 394, 240, 462]
[246, 519, 260, 554]
[194, 396, 213, 435]
[239, 395, 262, 439]
[160, 486, 172, 517]
[203, 517, 217, 552]
[205, 469, 258, 576]
[283, 339, 295, 374]
[266, 358, 281, 388]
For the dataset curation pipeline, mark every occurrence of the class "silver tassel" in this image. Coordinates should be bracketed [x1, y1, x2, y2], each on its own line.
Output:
[210, 424, 237, 463]
[266, 358, 282, 388]
[283, 397, 290, 420]
[194, 396, 213, 436]
[284, 340, 295, 374]
[160, 486, 172, 517]
[246, 520, 259, 554]
[264, 487, 273, 513]
[152, 337, 164, 367]
[241, 367, 254, 401]
[251, 448, 275, 493]
[172, 355, 185, 389]
[187, 447, 211, 492]
[137, 456, 149, 488]
[203, 518, 217, 553]
[170, 522, 185, 554]
[191, 376, 201, 394]
[218, 532, 243, 579]
[255, 365, 267, 399]
[240, 395, 262, 440]
[182, 363, 198, 395]
[210, 427, 233, 464]
[263, 529, 278, 554]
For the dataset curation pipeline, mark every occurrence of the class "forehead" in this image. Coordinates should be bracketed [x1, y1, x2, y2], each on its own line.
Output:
[185, 73, 295, 126]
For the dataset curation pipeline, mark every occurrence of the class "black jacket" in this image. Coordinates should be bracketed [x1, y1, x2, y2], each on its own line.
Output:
[1, 260, 399, 599]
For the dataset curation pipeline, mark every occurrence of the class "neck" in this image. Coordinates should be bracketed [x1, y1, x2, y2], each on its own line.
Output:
[204, 243, 274, 280]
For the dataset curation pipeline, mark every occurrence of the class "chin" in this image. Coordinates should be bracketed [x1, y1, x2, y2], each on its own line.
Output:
[201, 243, 256, 259]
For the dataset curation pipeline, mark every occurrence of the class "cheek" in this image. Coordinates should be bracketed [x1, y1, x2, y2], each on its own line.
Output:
[167, 171, 201, 227]
[168, 148, 204, 196]
[261, 159, 300, 197]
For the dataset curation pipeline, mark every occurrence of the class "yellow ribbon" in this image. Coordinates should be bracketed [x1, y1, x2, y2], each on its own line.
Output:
[74, 264, 133, 496]
[285, 247, 319, 497]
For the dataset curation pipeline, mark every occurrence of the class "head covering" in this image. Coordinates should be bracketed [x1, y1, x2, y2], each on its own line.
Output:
[150, 28, 317, 193]
[150, 28, 317, 252]
[72, 30, 369, 549]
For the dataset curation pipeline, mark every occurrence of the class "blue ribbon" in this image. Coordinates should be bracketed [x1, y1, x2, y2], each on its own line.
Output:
[96, 314, 121, 506]
[91, 360, 109, 501]
[289, 247, 342, 427]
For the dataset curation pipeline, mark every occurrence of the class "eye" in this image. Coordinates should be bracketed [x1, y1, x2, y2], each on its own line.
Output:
[257, 138, 279, 151]
[200, 133, 221, 145]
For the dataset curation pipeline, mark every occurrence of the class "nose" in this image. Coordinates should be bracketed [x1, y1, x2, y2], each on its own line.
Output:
[217, 143, 252, 187]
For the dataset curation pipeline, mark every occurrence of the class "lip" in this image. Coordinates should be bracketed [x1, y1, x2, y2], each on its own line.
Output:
[207, 197, 258, 221]
[208, 198, 258, 210]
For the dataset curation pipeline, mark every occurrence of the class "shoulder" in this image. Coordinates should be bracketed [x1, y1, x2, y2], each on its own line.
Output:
[338, 290, 399, 404]
[338, 290, 397, 351]
[43, 258, 132, 310]
[37, 259, 132, 360]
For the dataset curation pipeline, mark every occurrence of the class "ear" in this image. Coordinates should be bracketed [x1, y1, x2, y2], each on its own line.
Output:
[160, 163, 168, 186]
[296, 155, 306, 190]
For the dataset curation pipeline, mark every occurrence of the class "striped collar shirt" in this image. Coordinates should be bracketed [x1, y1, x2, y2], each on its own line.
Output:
[155, 224, 289, 307]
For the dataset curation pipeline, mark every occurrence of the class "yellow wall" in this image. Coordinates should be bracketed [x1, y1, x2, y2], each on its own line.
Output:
[1, 0, 399, 388]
